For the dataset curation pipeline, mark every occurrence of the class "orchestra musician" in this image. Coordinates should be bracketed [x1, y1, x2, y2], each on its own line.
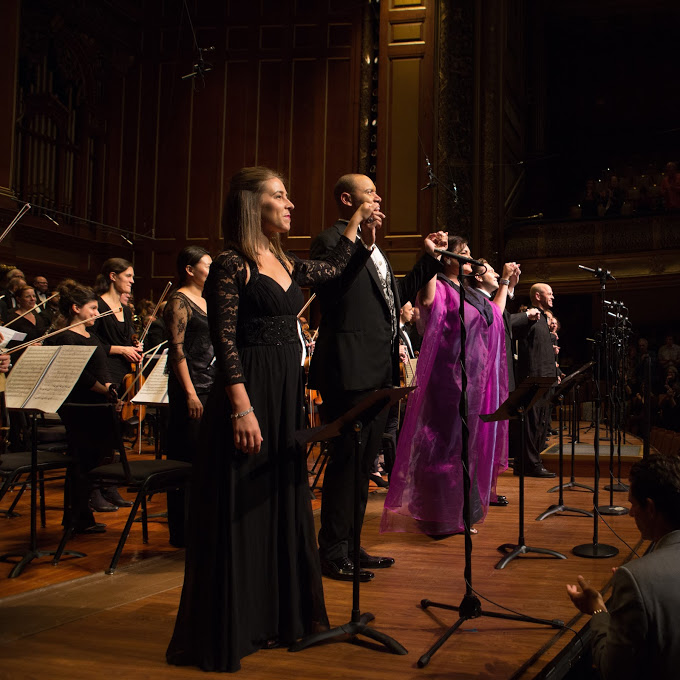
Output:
[167, 166, 378, 672]
[91, 258, 143, 393]
[163, 246, 215, 548]
[5, 285, 50, 356]
[44, 280, 124, 530]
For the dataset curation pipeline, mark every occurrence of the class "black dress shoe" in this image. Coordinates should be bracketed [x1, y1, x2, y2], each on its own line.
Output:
[320, 556, 374, 582]
[369, 473, 389, 488]
[89, 489, 118, 512]
[525, 466, 556, 478]
[102, 487, 134, 508]
[548, 428, 559, 436]
[489, 495, 509, 506]
[354, 547, 394, 569]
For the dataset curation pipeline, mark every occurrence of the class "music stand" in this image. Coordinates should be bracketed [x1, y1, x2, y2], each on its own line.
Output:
[289, 386, 413, 656]
[537, 363, 594, 521]
[487, 377, 567, 569]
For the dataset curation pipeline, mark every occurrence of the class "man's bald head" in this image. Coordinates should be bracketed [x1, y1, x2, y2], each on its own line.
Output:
[530, 283, 554, 311]
[333, 174, 381, 219]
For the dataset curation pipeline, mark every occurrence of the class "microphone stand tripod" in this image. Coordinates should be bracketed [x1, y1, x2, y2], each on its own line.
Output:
[573, 268, 621, 558]
[289, 387, 412, 657]
[416, 272, 563, 669]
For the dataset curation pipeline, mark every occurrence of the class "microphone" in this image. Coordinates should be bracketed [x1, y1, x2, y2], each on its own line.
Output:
[578, 264, 616, 280]
[434, 249, 485, 267]
[420, 155, 436, 191]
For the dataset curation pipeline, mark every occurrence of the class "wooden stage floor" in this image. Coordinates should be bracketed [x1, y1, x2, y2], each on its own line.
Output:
[0, 429, 644, 679]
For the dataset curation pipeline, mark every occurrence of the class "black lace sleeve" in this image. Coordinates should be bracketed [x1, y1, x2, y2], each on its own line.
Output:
[290, 234, 364, 287]
[164, 292, 192, 368]
[203, 250, 247, 385]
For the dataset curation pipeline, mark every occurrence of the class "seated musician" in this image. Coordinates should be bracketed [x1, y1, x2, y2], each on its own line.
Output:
[44, 279, 129, 533]
[5, 285, 50, 357]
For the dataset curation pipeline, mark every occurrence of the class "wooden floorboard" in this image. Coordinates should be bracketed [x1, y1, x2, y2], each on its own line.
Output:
[0, 426, 644, 678]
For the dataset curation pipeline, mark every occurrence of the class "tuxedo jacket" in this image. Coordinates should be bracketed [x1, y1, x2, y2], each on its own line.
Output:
[502, 309, 531, 392]
[308, 220, 442, 394]
[515, 309, 555, 381]
[589, 529, 680, 680]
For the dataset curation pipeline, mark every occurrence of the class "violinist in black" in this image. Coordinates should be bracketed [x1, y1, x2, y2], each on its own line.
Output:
[163, 246, 216, 548]
[91, 258, 143, 391]
[45, 280, 126, 533]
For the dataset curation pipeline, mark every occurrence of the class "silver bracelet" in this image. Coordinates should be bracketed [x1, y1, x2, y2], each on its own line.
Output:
[231, 406, 254, 420]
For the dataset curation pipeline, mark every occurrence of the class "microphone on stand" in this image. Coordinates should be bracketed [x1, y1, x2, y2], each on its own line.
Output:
[578, 264, 616, 280]
[433, 249, 485, 267]
[421, 155, 436, 191]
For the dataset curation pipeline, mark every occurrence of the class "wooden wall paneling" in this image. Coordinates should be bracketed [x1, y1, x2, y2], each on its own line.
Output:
[186, 59, 225, 243]
[288, 57, 325, 246]
[0, 0, 20, 202]
[103, 74, 125, 229]
[154, 61, 192, 241]
[378, 0, 435, 272]
[136, 61, 161, 243]
[323, 55, 357, 230]
[256, 59, 289, 175]
[118, 66, 142, 235]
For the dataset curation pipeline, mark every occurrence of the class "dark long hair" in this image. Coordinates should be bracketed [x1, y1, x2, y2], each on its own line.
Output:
[56, 279, 97, 326]
[94, 258, 133, 295]
[176, 246, 210, 285]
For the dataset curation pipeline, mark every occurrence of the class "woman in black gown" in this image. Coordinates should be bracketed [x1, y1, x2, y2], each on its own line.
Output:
[163, 246, 215, 548]
[166, 166, 380, 672]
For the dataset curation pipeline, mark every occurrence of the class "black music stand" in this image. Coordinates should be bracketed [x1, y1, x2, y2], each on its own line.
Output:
[489, 377, 567, 569]
[0, 411, 85, 577]
[537, 364, 594, 521]
[289, 386, 413, 657]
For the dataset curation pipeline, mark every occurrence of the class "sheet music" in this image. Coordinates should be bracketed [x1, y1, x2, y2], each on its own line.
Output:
[5, 345, 60, 409]
[26, 345, 96, 413]
[0, 325, 27, 349]
[132, 353, 169, 405]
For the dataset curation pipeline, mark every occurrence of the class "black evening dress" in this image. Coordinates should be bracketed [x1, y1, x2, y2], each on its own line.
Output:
[163, 290, 216, 547]
[91, 298, 137, 389]
[166, 236, 363, 672]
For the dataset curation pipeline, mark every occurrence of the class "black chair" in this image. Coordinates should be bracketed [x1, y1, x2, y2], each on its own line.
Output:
[0, 450, 71, 524]
[53, 403, 192, 574]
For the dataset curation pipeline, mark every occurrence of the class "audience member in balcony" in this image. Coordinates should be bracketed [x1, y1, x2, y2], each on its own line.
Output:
[601, 175, 624, 216]
[658, 367, 680, 431]
[580, 179, 601, 218]
[658, 333, 680, 374]
[660, 161, 680, 211]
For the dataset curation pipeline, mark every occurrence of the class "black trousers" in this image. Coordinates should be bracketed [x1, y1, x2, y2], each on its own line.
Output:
[317, 388, 391, 562]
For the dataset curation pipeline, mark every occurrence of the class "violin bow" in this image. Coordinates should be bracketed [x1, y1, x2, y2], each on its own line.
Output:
[0, 203, 31, 245]
[138, 281, 173, 345]
[2, 308, 121, 356]
[4, 292, 59, 328]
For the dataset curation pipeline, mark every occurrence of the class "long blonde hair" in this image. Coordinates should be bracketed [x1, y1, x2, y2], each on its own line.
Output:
[222, 166, 291, 267]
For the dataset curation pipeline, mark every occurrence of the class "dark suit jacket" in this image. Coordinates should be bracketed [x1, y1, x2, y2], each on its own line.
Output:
[308, 220, 442, 393]
[515, 309, 555, 381]
[589, 529, 680, 680]
[502, 309, 531, 392]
